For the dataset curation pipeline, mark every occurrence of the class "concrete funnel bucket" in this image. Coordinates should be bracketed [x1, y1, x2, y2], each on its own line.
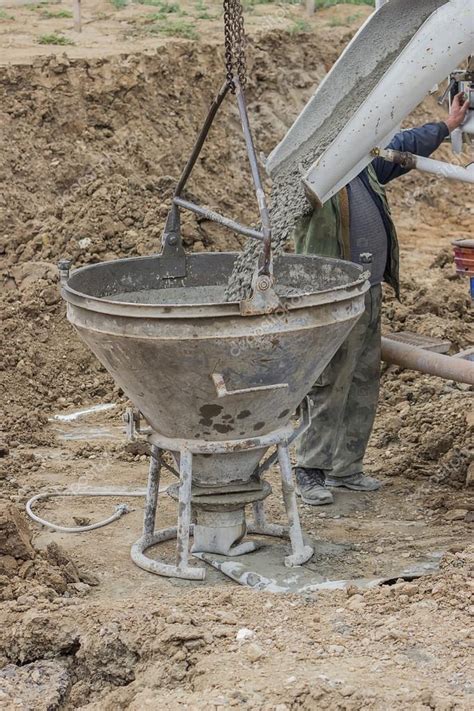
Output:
[63, 251, 368, 580]
[60, 72, 370, 583]
[266, 0, 473, 212]
[64, 252, 368, 487]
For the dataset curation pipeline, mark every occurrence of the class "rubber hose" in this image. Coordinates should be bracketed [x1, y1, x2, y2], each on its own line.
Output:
[25, 487, 166, 534]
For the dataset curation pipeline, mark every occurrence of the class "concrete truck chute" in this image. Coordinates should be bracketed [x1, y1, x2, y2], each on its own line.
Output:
[266, 0, 474, 206]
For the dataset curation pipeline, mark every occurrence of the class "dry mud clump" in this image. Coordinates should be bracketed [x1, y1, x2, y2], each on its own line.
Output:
[377, 251, 473, 486]
[0, 545, 473, 708]
[0, 503, 96, 603]
[1, 269, 120, 451]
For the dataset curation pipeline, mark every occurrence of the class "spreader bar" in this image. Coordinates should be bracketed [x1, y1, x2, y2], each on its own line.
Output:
[173, 196, 264, 242]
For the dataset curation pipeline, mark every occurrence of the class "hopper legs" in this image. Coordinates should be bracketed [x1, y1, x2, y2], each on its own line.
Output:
[132, 428, 314, 580]
[277, 444, 314, 567]
[249, 500, 287, 539]
[143, 446, 161, 537]
[176, 448, 193, 573]
[130, 445, 205, 580]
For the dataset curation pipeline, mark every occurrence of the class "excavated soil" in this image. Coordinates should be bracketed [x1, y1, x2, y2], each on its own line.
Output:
[0, 4, 473, 709]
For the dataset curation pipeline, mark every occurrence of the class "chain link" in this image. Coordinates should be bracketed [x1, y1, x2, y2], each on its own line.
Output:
[223, 0, 247, 92]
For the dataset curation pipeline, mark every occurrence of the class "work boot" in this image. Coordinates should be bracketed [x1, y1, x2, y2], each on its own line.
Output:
[294, 467, 334, 506]
[325, 472, 382, 491]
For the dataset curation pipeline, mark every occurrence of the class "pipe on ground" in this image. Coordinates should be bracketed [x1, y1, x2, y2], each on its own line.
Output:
[381, 337, 474, 385]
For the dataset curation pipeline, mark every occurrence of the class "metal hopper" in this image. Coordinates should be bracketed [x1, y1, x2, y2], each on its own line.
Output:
[63, 250, 368, 579]
[64, 252, 367, 485]
[60, 19, 371, 581]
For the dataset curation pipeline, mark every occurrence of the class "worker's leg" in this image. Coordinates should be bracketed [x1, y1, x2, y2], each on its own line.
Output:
[296, 287, 373, 473]
[325, 284, 382, 484]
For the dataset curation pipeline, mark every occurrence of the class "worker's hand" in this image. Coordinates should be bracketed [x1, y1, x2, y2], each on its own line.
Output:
[445, 92, 470, 132]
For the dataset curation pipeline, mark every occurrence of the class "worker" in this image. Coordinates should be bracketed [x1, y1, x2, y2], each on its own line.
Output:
[294, 93, 470, 506]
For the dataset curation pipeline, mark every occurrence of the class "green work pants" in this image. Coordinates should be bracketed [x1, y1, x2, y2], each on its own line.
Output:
[297, 285, 382, 478]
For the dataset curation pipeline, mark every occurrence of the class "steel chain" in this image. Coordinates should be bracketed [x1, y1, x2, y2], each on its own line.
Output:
[223, 0, 247, 92]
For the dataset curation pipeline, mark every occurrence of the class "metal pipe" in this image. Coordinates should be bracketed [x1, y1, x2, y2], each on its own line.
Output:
[438, 78, 456, 106]
[174, 82, 230, 197]
[173, 196, 263, 241]
[375, 148, 474, 184]
[252, 501, 266, 529]
[143, 446, 161, 538]
[277, 444, 314, 567]
[416, 155, 474, 183]
[234, 79, 273, 275]
[176, 448, 193, 572]
[73, 0, 82, 32]
[381, 337, 474, 385]
[161, 83, 230, 259]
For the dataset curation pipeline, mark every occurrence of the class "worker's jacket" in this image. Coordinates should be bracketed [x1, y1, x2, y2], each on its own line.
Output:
[293, 122, 450, 299]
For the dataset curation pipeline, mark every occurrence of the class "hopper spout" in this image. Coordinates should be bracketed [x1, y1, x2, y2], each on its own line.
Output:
[266, 0, 474, 209]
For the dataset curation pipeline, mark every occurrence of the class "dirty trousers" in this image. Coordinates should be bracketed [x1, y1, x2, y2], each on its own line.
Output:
[297, 285, 382, 478]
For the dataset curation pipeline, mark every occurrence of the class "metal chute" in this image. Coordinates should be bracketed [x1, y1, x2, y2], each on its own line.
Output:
[266, 0, 474, 206]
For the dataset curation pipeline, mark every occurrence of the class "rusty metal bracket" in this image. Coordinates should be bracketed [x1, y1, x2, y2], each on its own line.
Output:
[159, 82, 230, 279]
[239, 265, 286, 315]
[123, 407, 152, 441]
[58, 259, 71, 285]
[160, 204, 187, 278]
[371, 147, 417, 170]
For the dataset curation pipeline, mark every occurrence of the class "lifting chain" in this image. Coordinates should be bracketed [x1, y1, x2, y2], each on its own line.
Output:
[223, 0, 247, 92]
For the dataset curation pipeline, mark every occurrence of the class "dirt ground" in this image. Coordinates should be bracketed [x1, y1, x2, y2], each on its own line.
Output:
[0, 2, 473, 709]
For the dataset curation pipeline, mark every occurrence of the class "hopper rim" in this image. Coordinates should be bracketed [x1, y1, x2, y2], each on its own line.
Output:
[62, 252, 370, 319]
